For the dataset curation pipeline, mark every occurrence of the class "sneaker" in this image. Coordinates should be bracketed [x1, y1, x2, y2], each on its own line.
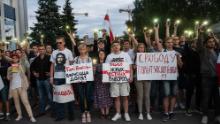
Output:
[30, 117, 37, 123]
[55, 117, 64, 122]
[185, 110, 192, 116]
[4, 115, 11, 121]
[201, 116, 208, 124]
[195, 108, 203, 115]
[0, 114, 4, 120]
[147, 113, 152, 120]
[124, 113, 131, 121]
[162, 113, 169, 122]
[86, 112, 91, 123]
[215, 116, 220, 123]
[15, 116, 22, 121]
[82, 113, 86, 123]
[45, 105, 51, 111]
[138, 113, 143, 120]
[179, 103, 185, 109]
[169, 113, 177, 120]
[111, 113, 121, 121]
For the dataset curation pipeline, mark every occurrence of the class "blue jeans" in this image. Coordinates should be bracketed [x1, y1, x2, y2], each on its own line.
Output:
[54, 79, 74, 119]
[36, 79, 53, 113]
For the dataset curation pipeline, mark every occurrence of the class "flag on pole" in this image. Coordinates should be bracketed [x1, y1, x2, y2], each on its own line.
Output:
[104, 14, 114, 43]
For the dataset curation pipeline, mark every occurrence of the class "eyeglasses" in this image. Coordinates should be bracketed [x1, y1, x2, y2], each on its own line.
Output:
[56, 42, 63, 44]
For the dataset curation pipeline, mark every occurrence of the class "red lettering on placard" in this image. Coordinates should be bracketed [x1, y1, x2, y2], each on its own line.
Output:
[54, 89, 73, 96]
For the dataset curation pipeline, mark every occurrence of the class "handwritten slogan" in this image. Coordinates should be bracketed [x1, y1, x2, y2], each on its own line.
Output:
[102, 62, 130, 83]
[136, 52, 178, 80]
[65, 63, 94, 84]
[53, 84, 75, 103]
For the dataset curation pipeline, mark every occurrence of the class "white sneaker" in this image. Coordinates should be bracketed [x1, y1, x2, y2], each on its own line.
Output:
[215, 116, 220, 123]
[45, 105, 51, 111]
[15, 116, 22, 121]
[201, 116, 208, 124]
[138, 113, 143, 120]
[179, 103, 185, 109]
[111, 113, 121, 121]
[124, 113, 131, 121]
[30, 117, 36, 123]
[147, 113, 152, 120]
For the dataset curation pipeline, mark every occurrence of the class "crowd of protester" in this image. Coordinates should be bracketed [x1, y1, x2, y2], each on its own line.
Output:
[0, 21, 220, 124]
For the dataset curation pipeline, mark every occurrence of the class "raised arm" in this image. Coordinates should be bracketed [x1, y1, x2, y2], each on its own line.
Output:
[67, 31, 76, 46]
[143, 31, 152, 49]
[166, 21, 170, 38]
[196, 26, 206, 53]
[173, 23, 178, 36]
[154, 24, 163, 52]
[128, 33, 138, 50]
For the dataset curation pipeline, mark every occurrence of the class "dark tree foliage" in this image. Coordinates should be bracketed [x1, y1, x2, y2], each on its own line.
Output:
[132, 0, 220, 39]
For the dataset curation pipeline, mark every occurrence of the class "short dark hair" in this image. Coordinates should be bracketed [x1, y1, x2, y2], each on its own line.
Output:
[112, 40, 120, 45]
[38, 44, 45, 48]
[204, 36, 215, 44]
[56, 35, 65, 41]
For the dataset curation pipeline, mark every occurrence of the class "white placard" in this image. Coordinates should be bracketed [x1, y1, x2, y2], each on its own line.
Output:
[65, 63, 94, 84]
[53, 84, 75, 103]
[102, 62, 130, 83]
[136, 51, 178, 80]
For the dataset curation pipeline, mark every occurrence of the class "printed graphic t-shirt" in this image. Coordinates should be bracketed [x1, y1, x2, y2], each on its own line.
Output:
[105, 51, 132, 64]
[50, 48, 73, 79]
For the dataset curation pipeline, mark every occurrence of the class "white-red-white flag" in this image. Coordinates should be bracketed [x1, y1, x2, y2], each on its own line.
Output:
[104, 14, 114, 42]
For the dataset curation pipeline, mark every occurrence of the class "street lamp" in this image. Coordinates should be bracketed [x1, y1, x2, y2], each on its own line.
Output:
[119, 6, 132, 21]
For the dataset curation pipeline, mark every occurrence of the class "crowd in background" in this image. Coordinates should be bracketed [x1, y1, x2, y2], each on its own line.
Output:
[0, 21, 220, 124]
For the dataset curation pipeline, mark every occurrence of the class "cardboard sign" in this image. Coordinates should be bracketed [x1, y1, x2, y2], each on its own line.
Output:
[65, 63, 94, 83]
[136, 52, 178, 80]
[102, 62, 130, 83]
[53, 84, 75, 103]
[0, 76, 4, 90]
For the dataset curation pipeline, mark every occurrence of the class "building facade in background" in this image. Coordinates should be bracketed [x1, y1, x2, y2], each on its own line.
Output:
[0, 0, 28, 50]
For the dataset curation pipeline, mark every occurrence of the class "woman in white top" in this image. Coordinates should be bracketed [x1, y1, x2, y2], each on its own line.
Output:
[7, 54, 36, 122]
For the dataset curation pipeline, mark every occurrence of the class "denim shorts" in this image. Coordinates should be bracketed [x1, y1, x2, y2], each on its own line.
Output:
[163, 80, 178, 97]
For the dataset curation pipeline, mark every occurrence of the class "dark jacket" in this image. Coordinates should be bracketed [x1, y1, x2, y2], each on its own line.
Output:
[0, 57, 11, 82]
[197, 33, 218, 77]
[31, 55, 51, 80]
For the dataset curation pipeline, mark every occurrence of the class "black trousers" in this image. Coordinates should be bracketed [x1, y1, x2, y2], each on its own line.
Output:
[185, 74, 201, 110]
[201, 76, 220, 116]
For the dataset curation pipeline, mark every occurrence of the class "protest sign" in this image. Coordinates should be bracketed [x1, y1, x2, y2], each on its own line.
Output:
[53, 84, 75, 103]
[65, 63, 94, 83]
[102, 62, 130, 83]
[136, 51, 178, 80]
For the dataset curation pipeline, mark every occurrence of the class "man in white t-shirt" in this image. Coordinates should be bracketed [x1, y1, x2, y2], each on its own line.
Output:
[105, 41, 133, 122]
[123, 40, 135, 64]
[50, 36, 75, 121]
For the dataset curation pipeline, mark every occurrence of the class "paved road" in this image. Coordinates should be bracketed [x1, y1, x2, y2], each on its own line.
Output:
[1, 111, 205, 124]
